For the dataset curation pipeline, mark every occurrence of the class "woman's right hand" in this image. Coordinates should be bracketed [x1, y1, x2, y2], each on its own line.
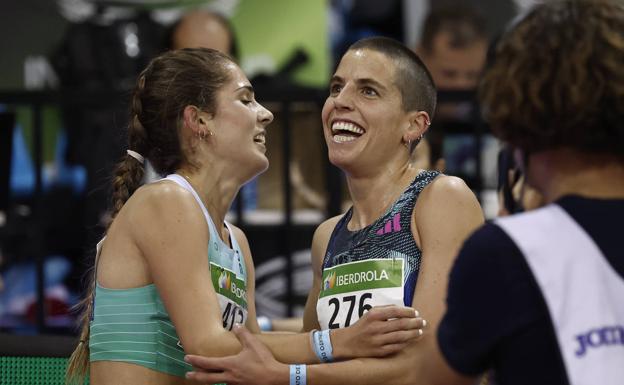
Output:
[330, 305, 426, 360]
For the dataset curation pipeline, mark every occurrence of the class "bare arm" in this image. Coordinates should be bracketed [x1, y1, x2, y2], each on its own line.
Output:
[302, 216, 340, 332]
[133, 184, 243, 358]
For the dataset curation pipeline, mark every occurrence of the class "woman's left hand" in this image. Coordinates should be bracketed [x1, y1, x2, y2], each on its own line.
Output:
[331, 305, 426, 360]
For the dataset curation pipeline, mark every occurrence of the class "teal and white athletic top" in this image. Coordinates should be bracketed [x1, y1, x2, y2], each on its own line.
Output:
[89, 174, 248, 377]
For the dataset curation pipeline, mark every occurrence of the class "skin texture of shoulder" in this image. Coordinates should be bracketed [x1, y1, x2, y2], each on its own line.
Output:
[97, 180, 207, 290]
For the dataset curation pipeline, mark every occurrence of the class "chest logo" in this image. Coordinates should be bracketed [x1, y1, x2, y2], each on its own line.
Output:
[376, 213, 402, 235]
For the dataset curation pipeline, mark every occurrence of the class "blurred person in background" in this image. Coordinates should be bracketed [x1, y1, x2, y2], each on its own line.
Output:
[430, 1, 624, 384]
[415, 6, 488, 122]
[168, 9, 238, 59]
[415, 6, 488, 93]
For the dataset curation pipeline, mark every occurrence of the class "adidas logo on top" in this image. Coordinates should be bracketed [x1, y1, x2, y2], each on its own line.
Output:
[376, 213, 401, 235]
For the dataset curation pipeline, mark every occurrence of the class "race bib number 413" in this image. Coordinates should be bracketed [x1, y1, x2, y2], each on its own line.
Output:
[210, 262, 248, 331]
[317, 258, 405, 329]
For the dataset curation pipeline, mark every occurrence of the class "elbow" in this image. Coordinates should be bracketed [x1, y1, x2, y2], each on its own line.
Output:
[384, 350, 422, 385]
[389, 341, 439, 385]
[182, 329, 240, 358]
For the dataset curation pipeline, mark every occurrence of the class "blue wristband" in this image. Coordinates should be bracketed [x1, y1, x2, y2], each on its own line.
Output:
[312, 329, 334, 362]
[289, 364, 307, 385]
[257, 315, 273, 331]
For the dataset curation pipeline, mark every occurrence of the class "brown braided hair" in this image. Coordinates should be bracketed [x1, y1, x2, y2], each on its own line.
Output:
[65, 47, 233, 384]
[480, 0, 624, 157]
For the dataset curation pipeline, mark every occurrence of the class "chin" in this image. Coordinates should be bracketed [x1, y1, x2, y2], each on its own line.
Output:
[245, 157, 269, 181]
[328, 151, 354, 173]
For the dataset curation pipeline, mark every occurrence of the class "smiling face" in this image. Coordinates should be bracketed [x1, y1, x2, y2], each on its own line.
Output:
[321, 49, 413, 174]
[208, 63, 273, 179]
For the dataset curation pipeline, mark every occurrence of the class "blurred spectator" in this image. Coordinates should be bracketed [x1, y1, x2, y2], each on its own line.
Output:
[415, 6, 488, 92]
[414, 6, 490, 194]
[168, 10, 238, 59]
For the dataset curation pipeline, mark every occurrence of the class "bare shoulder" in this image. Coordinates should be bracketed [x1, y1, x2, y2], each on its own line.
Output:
[417, 175, 481, 212]
[124, 180, 208, 241]
[125, 180, 199, 217]
[415, 174, 484, 235]
[422, 174, 474, 200]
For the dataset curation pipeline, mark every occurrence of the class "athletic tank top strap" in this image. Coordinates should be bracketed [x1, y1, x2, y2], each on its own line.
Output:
[163, 174, 246, 277]
[164, 174, 218, 240]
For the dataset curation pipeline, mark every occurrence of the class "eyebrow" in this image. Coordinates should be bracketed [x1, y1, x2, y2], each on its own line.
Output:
[235, 85, 255, 94]
[330, 75, 387, 92]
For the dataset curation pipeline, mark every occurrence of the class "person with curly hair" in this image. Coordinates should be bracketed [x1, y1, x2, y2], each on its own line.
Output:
[433, 1, 624, 384]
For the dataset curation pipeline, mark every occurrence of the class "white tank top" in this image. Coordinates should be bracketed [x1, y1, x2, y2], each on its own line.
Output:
[496, 204, 624, 385]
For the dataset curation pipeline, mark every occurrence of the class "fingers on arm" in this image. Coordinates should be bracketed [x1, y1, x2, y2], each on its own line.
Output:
[367, 305, 418, 321]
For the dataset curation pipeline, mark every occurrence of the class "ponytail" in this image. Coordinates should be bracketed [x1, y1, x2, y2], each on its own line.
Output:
[65, 74, 149, 384]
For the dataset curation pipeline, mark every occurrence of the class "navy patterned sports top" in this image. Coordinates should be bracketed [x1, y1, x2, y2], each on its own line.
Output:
[322, 171, 440, 307]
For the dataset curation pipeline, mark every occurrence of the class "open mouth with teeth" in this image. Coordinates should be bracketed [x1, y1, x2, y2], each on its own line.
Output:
[331, 121, 365, 143]
[253, 132, 266, 145]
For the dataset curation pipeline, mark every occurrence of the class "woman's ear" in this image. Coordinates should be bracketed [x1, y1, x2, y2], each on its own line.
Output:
[183, 105, 214, 136]
[402, 110, 431, 144]
[183, 105, 201, 134]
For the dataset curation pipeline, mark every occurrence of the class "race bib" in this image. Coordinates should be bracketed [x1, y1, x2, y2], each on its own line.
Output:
[210, 262, 248, 330]
[317, 258, 405, 329]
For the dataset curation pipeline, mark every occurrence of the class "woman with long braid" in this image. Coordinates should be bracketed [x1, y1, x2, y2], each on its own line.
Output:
[65, 48, 424, 385]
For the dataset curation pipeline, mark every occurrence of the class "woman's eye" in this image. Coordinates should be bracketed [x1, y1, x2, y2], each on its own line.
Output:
[362, 87, 378, 97]
[330, 84, 342, 95]
[242, 99, 253, 105]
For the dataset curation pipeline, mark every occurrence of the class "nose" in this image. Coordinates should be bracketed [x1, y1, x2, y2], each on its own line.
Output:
[333, 84, 354, 111]
[258, 103, 274, 125]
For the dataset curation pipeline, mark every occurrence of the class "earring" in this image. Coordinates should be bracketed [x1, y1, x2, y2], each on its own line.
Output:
[197, 130, 214, 140]
[405, 139, 412, 149]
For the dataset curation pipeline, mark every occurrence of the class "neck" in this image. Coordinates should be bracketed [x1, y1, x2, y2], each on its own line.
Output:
[528, 149, 624, 203]
[346, 163, 421, 230]
[176, 165, 242, 233]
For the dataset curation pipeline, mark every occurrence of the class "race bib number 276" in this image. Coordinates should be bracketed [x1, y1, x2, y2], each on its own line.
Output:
[317, 258, 405, 329]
